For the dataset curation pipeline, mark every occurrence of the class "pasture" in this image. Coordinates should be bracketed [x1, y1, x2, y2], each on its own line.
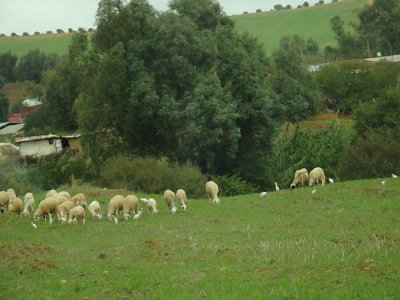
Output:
[1, 178, 399, 299]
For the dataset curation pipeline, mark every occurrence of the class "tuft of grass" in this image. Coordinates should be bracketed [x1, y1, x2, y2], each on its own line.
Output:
[0, 178, 399, 299]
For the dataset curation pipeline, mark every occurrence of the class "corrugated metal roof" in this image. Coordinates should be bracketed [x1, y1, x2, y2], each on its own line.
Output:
[0, 123, 24, 135]
[15, 134, 60, 143]
[365, 54, 400, 63]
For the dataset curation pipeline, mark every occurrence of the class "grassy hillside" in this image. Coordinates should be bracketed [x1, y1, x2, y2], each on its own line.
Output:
[232, 0, 370, 56]
[0, 0, 369, 58]
[0, 34, 73, 57]
[1, 178, 399, 299]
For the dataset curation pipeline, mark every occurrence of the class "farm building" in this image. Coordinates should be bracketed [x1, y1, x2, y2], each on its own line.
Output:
[0, 122, 24, 143]
[15, 134, 81, 158]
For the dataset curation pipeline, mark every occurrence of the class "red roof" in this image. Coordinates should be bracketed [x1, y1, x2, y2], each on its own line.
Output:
[7, 114, 22, 123]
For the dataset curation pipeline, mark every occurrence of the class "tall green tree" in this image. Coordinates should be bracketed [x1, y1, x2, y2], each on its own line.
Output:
[0, 51, 17, 82]
[15, 50, 59, 83]
[0, 79, 9, 122]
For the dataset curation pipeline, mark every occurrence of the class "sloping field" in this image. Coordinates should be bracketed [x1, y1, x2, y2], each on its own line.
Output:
[232, 0, 369, 56]
[0, 0, 369, 57]
[0, 178, 399, 299]
[0, 34, 73, 56]
[2, 83, 31, 104]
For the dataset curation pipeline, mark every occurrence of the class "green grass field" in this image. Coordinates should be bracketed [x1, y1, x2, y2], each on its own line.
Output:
[1, 178, 399, 299]
[0, 0, 369, 58]
[232, 0, 369, 56]
[0, 34, 73, 57]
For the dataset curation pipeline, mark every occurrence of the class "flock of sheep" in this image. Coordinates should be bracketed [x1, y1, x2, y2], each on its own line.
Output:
[0, 180, 221, 226]
[0, 167, 329, 225]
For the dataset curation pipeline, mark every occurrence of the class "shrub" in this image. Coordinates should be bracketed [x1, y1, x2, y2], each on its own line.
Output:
[269, 123, 354, 186]
[34, 32, 41, 35]
[23, 32, 29, 36]
[99, 156, 207, 197]
[212, 174, 256, 196]
[338, 128, 400, 180]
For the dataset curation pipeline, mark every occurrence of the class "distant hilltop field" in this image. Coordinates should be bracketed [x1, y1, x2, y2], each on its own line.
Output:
[0, 0, 369, 57]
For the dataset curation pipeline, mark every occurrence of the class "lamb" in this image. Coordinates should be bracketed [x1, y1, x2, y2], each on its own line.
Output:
[309, 167, 326, 186]
[206, 181, 220, 205]
[33, 197, 60, 220]
[0, 191, 10, 213]
[88, 201, 102, 219]
[290, 168, 309, 189]
[123, 195, 139, 220]
[56, 200, 75, 222]
[140, 198, 159, 214]
[107, 195, 125, 220]
[8, 197, 23, 215]
[68, 206, 85, 225]
[176, 189, 188, 211]
[163, 190, 177, 213]
[22, 193, 35, 216]
[71, 193, 87, 207]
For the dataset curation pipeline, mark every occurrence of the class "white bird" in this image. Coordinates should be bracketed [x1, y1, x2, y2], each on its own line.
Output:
[275, 182, 280, 191]
[329, 178, 334, 184]
[392, 174, 398, 178]
[171, 206, 177, 214]
[260, 192, 267, 197]
[312, 189, 317, 194]
[31, 222, 37, 229]
[382, 180, 386, 185]
[114, 216, 118, 225]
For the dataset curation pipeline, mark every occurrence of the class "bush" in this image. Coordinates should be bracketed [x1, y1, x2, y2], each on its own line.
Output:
[99, 156, 207, 197]
[338, 128, 400, 180]
[212, 174, 256, 196]
[269, 123, 354, 186]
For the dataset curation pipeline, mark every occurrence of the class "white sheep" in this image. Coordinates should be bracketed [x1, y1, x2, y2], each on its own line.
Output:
[123, 195, 139, 220]
[68, 206, 85, 225]
[56, 200, 75, 222]
[22, 193, 35, 216]
[176, 189, 188, 211]
[309, 167, 326, 186]
[107, 195, 125, 220]
[33, 197, 59, 221]
[46, 189, 58, 198]
[71, 193, 87, 207]
[7, 188, 17, 205]
[206, 181, 220, 205]
[0, 191, 10, 213]
[140, 198, 158, 214]
[58, 191, 71, 201]
[163, 190, 177, 213]
[290, 168, 309, 189]
[88, 201, 102, 219]
[133, 208, 143, 220]
[8, 197, 23, 215]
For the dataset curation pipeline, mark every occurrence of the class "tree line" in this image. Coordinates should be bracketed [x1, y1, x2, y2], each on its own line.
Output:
[0, 0, 399, 190]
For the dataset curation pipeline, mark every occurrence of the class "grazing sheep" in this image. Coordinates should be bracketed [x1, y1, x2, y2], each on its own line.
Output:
[163, 190, 177, 213]
[71, 193, 87, 207]
[7, 189, 17, 205]
[88, 201, 102, 219]
[22, 193, 35, 216]
[68, 206, 85, 225]
[123, 195, 139, 220]
[206, 181, 220, 205]
[290, 168, 309, 189]
[58, 191, 71, 201]
[107, 195, 125, 220]
[33, 197, 59, 220]
[133, 208, 143, 220]
[8, 197, 23, 215]
[46, 189, 58, 199]
[140, 198, 158, 214]
[0, 191, 10, 213]
[56, 201, 75, 222]
[309, 167, 326, 186]
[176, 189, 188, 211]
